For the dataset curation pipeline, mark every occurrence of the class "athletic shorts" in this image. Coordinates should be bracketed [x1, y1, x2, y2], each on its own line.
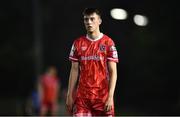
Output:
[41, 100, 57, 111]
[73, 97, 114, 117]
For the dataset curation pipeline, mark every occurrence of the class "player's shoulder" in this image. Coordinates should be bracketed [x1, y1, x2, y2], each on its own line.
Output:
[102, 34, 114, 42]
[74, 35, 86, 42]
[73, 35, 87, 46]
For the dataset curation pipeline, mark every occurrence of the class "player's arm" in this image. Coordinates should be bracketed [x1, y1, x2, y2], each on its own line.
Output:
[66, 61, 79, 112]
[105, 61, 117, 111]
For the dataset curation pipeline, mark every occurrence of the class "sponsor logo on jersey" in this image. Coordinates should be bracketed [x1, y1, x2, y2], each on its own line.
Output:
[81, 55, 104, 61]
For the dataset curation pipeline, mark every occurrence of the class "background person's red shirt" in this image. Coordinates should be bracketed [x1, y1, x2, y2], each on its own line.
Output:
[40, 74, 59, 102]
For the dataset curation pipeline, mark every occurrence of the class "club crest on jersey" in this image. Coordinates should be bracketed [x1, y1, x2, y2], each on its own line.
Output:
[99, 44, 106, 52]
[81, 46, 87, 51]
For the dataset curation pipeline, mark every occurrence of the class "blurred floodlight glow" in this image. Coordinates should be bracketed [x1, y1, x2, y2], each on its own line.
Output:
[110, 8, 128, 20]
[133, 14, 148, 26]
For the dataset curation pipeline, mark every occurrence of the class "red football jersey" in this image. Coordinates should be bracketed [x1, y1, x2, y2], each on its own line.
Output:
[40, 74, 59, 102]
[69, 33, 119, 99]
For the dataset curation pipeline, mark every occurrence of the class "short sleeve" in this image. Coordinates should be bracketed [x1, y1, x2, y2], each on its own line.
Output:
[107, 39, 119, 63]
[69, 41, 79, 62]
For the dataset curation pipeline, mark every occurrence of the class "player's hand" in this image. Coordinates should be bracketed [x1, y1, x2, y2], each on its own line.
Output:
[104, 97, 113, 112]
[66, 95, 74, 113]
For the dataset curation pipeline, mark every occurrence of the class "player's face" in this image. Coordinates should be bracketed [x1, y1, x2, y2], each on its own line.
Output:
[48, 67, 57, 76]
[83, 13, 101, 33]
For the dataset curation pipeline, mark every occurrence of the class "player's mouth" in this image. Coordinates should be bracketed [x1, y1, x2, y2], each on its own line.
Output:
[87, 26, 93, 29]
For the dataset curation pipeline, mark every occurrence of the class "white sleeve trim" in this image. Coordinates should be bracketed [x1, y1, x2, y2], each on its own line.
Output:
[107, 57, 118, 61]
[69, 56, 78, 61]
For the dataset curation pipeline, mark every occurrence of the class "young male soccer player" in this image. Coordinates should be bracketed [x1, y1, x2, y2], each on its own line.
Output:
[66, 8, 119, 116]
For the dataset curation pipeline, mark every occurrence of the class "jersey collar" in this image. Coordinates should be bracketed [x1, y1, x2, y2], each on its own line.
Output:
[86, 33, 103, 42]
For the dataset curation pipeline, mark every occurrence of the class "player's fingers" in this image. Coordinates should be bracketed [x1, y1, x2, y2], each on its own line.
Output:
[104, 105, 108, 111]
[107, 105, 110, 111]
[105, 105, 112, 112]
[104, 104, 108, 111]
[109, 105, 112, 111]
[66, 104, 72, 112]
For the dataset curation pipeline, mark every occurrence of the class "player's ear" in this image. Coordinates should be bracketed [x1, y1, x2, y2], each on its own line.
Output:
[99, 18, 102, 25]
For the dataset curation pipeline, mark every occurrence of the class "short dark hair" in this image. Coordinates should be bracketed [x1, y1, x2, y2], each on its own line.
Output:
[83, 8, 101, 18]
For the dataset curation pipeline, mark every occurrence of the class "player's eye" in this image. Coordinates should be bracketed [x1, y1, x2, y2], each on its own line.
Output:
[84, 18, 89, 22]
[90, 17, 95, 21]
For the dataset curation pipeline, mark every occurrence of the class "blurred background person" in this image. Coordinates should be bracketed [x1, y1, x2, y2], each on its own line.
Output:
[38, 66, 60, 116]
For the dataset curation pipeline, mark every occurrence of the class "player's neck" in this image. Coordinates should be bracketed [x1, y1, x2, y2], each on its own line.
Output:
[87, 31, 102, 40]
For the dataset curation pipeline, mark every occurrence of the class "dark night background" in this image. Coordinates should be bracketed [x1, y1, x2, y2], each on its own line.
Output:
[0, 0, 179, 115]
